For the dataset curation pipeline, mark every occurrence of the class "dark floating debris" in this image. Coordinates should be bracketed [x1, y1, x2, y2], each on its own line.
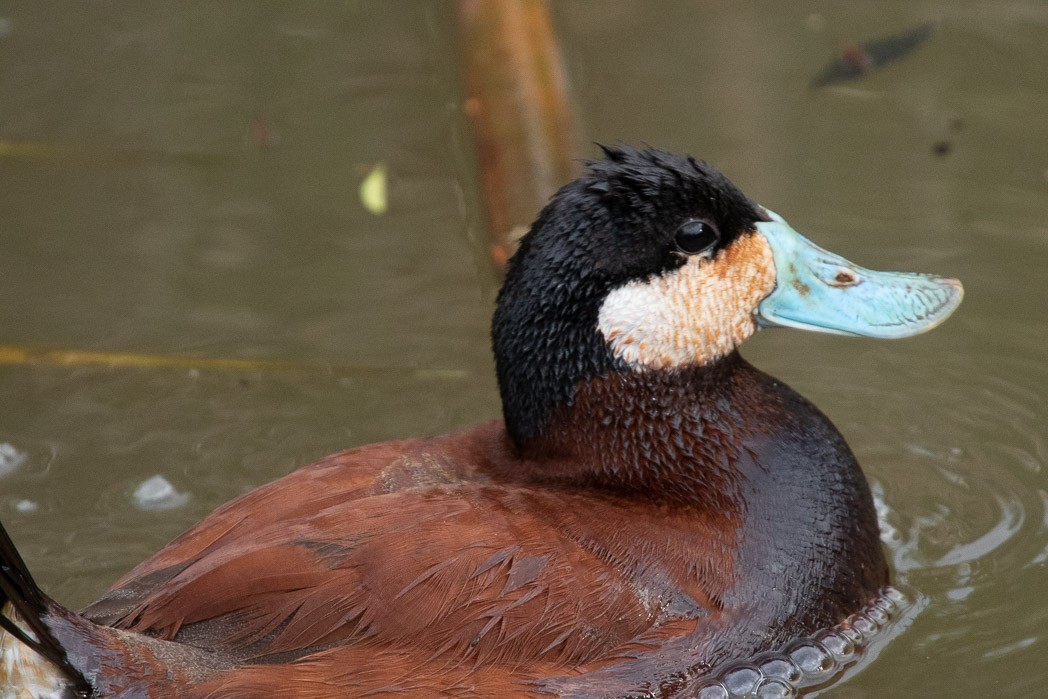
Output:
[932, 140, 952, 157]
[811, 22, 935, 88]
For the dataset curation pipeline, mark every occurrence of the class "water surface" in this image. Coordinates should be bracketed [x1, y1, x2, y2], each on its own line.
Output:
[1, 2, 1046, 695]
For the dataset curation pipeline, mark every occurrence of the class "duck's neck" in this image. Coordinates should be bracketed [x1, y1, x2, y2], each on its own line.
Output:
[501, 350, 890, 633]
[514, 352, 762, 505]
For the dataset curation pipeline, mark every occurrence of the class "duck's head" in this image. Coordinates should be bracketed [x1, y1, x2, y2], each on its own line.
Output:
[492, 146, 962, 446]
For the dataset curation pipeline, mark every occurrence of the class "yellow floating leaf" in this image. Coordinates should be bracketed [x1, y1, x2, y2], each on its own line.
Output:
[359, 163, 388, 215]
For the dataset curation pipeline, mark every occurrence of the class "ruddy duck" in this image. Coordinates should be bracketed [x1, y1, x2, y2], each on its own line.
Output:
[1, 146, 962, 697]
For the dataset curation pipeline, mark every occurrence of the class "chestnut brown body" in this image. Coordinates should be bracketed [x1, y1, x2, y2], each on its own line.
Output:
[70, 354, 885, 698]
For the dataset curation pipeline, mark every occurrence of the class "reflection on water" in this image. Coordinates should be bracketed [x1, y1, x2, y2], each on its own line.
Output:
[811, 340, 1048, 695]
[1, 1, 1047, 696]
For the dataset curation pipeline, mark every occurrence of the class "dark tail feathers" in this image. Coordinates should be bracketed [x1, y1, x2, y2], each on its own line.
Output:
[0, 520, 93, 696]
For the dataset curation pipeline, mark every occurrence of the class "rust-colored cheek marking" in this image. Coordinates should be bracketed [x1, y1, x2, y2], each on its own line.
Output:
[599, 233, 777, 369]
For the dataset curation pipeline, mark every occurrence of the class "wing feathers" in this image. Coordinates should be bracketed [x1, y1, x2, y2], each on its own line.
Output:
[83, 434, 729, 680]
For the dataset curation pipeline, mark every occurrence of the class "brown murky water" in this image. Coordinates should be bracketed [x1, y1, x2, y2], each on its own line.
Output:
[1, 2, 1046, 696]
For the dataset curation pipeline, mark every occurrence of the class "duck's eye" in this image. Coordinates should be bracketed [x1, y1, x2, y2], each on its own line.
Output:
[674, 220, 720, 256]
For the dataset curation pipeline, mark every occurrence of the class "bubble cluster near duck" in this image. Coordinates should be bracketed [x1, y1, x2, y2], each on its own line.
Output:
[1, 145, 962, 698]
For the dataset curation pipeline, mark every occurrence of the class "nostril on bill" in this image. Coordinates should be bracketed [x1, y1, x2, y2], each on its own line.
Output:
[831, 269, 860, 287]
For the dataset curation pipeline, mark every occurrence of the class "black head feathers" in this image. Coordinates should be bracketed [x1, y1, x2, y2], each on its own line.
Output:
[583, 145, 763, 239]
[492, 146, 765, 444]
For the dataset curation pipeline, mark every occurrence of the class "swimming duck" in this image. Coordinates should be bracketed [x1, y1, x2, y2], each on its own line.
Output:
[1, 146, 962, 698]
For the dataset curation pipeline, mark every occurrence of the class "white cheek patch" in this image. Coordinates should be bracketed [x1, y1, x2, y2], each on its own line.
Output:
[597, 233, 777, 369]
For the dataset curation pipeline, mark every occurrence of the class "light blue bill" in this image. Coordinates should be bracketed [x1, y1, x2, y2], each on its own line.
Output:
[754, 210, 963, 338]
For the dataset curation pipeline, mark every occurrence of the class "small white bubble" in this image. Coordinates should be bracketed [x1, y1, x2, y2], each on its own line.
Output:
[815, 630, 856, 660]
[133, 475, 191, 511]
[723, 666, 760, 695]
[852, 614, 879, 638]
[759, 656, 802, 683]
[14, 499, 38, 513]
[788, 642, 834, 676]
[885, 587, 907, 603]
[696, 683, 729, 699]
[839, 624, 864, 645]
[755, 676, 796, 699]
[867, 606, 891, 625]
[874, 597, 897, 615]
[0, 442, 27, 477]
